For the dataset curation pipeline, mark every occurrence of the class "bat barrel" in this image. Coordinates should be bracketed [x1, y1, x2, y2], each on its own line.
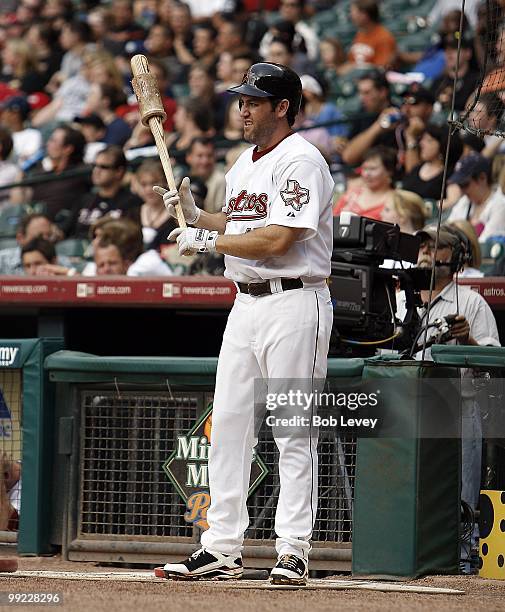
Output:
[130, 55, 166, 127]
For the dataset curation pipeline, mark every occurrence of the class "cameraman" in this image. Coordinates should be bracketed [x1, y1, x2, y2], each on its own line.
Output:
[408, 226, 499, 358]
[399, 225, 499, 569]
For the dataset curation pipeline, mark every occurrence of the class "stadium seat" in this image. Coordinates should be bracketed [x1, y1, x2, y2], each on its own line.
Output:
[0, 237, 18, 250]
[0, 204, 44, 238]
[55, 239, 90, 259]
[481, 239, 505, 273]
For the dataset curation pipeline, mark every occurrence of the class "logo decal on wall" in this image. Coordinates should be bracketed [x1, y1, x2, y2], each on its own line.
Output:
[163, 402, 268, 529]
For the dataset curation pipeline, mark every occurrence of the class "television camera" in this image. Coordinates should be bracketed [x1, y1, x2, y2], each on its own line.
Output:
[328, 213, 432, 357]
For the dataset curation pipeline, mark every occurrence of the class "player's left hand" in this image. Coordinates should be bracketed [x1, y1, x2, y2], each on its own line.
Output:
[168, 227, 218, 256]
[449, 315, 470, 343]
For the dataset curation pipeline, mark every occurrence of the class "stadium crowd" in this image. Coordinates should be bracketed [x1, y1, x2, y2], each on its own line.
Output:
[0, 0, 505, 276]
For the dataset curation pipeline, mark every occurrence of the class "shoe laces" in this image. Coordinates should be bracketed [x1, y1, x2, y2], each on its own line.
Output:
[279, 554, 303, 570]
[190, 548, 206, 560]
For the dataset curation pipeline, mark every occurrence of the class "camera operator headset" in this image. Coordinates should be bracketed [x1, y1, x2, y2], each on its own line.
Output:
[407, 224, 499, 358]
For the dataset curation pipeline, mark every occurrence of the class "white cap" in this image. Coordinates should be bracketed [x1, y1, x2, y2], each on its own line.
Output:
[300, 74, 323, 97]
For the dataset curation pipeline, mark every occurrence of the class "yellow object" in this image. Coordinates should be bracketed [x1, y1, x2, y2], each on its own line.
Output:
[479, 490, 505, 579]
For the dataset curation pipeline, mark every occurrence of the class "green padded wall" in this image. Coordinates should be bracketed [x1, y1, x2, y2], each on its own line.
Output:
[352, 360, 461, 578]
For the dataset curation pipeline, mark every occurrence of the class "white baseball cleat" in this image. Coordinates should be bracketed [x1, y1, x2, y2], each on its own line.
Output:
[270, 554, 308, 586]
[155, 548, 243, 580]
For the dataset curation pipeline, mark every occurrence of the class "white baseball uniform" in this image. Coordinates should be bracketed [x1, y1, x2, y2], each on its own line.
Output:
[200, 132, 335, 560]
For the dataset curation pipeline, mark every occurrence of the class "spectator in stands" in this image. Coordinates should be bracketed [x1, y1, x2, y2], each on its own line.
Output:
[0, 127, 17, 206]
[185, 137, 226, 214]
[260, 0, 319, 61]
[448, 153, 505, 242]
[214, 97, 245, 162]
[380, 189, 428, 234]
[300, 74, 348, 138]
[86, 5, 112, 41]
[448, 219, 484, 277]
[428, 0, 481, 30]
[144, 23, 181, 83]
[101, 0, 146, 56]
[402, 123, 463, 203]
[429, 32, 479, 113]
[25, 21, 63, 89]
[133, 159, 176, 249]
[168, 1, 195, 73]
[293, 96, 333, 158]
[215, 51, 235, 93]
[341, 70, 398, 166]
[91, 217, 171, 276]
[0, 213, 59, 275]
[94, 235, 136, 275]
[260, 19, 312, 75]
[339, 0, 396, 73]
[165, 98, 214, 166]
[188, 62, 229, 131]
[65, 145, 141, 239]
[74, 114, 107, 164]
[265, 36, 313, 78]
[400, 84, 435, 172]
[318, 36, 346, 77]
[21, 236, 57, 274]
[344, 84, 434, 173]
[230, 52, 258, 90]
[0, 38, 46, 94]
[399, 10, 470, 81]
[460, 132, 486, 157]
[182, 0, 233, 21]
[464, 92, 505, 158]
[266, 37, 295, 69]
[466, 91, 503, 137]
[217, 16, 250, 57]
[0, 96, 43, 165]
[24, 125, 90, 224]
[80, 83, 131, 147]
[193, 22, 219, 70]
[334, 145, 396, 220]
[33, 49, 124, 128]
[46, 19, 93, 93]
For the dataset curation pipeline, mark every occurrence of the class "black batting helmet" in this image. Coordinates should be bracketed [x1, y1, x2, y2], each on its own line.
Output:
[228, 62, 302, 126]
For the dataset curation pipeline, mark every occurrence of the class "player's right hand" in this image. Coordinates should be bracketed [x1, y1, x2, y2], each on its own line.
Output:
[153, 177, 201, 225]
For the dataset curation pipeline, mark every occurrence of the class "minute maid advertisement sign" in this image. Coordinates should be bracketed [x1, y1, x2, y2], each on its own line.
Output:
[163, 402, 268, 530]
[0, 346, 20, 368]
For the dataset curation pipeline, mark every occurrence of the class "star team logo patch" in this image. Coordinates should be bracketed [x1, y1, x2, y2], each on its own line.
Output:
[280, 179, 309, 212]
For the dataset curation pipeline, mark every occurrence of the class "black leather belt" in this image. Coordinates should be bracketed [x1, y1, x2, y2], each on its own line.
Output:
[237, 278, 303, 297]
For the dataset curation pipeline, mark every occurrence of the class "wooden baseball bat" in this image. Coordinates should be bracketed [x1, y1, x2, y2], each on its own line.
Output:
[130, 54, 187, 229]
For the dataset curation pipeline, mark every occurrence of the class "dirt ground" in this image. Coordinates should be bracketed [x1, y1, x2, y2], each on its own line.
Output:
[0, 554, 505, 612]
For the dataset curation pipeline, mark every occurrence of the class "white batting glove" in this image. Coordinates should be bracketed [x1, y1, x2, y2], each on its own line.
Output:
[168, 227, 218, 256]
[153, 177, 201, 225]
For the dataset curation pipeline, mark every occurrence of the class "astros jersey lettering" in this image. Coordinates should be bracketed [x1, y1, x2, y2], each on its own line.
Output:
[222, 132, 334, 283]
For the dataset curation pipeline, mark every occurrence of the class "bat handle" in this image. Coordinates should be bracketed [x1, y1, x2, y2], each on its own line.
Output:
[148, 116, 187, 229]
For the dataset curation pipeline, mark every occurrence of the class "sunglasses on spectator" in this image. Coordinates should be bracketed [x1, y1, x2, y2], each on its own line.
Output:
[92, 163, 119, 170]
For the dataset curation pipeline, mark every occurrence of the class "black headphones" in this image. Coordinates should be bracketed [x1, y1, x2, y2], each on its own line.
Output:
[440, 224, 472, 273]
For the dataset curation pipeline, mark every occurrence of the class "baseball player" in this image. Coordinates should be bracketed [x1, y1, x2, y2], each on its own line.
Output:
[153, 63, 334, 585]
